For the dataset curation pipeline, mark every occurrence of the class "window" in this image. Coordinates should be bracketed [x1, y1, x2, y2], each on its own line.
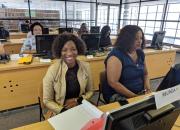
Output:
[109, 6, 119, 34]
[97, 5, 108, 28]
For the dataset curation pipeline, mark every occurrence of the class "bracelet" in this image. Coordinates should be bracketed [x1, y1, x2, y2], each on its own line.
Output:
[145, 88, 151, 91]
[74, 98, 78, 103]
[77, 97, 83, 104]
[73, 97, 83, 104]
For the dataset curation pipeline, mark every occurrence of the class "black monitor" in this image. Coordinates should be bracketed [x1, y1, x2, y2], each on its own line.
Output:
[58, 27, 73, 34]
[35, 34, 58, 58]
[105, 96, 180, 130]
[21, 24, 29, 33]
[90, 26, 100, 33]
[156, 63, 180, 91]
[81, 33, 100, 51]
[43, 27, 49, 34]
[150, 31, 166, 50]
[0, 27, 9, 40]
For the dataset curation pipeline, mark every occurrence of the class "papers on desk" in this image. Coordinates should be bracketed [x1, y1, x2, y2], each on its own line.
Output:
[39, 58, 51, 63]
[10, 54, 28, 61]
[48, 100, 103, 130]
[86, 55, 94, 59]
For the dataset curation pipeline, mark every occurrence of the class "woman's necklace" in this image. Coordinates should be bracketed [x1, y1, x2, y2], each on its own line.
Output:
[128, 51, 138, 66]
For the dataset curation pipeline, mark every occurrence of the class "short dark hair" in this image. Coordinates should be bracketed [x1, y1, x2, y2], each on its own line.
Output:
[30, 22, 43, 35]
[115, 25, 145, 53]
[101, 25, 111, 37]
[52, 33, 86, 58]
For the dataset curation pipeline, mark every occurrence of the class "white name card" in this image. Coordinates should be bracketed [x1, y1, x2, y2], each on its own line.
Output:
[154, 84, 180, 109]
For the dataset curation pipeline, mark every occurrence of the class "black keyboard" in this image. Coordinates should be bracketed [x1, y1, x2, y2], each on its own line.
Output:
[146, 46, 155, 49]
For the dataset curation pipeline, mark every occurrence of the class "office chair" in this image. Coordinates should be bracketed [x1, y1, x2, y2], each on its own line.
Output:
[96, 71, 107, 106]
[38, 84, 53, 121]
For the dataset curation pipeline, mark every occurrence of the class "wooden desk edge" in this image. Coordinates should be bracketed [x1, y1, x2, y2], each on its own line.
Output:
[12, 94, 180, 130]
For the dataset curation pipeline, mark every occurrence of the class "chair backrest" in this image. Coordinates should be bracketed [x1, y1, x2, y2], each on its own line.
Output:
[38, 84, 45, 109]
[38, 84, 54, 120]
[99, 71, 108, 103]
[100, 71, 106, 89]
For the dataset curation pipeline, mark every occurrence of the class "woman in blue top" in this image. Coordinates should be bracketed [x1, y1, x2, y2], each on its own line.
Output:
[103, 25, 151, 103]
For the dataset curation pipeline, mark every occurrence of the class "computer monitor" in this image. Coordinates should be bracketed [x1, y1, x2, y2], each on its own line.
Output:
[105, 96, 180, 130]
[156, 63, 180, 91]
[81, 33, 100, 51]
[58, 27, 73, 34]
[150, 31, 166, 49]
[35, 34, 58, 58]
[90, 26, 100, 33]
[0, 27, 9, 40]
[21, 24, 29, 33]
[43, 27, 49, 34]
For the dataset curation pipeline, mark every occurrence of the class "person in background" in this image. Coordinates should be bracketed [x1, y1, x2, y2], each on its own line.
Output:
[20, 22, 43, 53]
[77, 23, 89, 37]
[99, 25, 112, 48]
[103, 25, 151, 103]
[0, 21, 9, 39]
[43, 33, 93, 115]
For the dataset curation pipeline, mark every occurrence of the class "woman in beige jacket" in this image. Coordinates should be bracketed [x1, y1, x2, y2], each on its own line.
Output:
[43, 33, 94, 114]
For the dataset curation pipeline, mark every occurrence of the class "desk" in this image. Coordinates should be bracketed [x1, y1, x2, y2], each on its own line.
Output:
[0, 48, 178, 111]
[3, 39, 24, 54]
[10, 33, 27, 39]
[0, 60, 50, 111]
[12, 95, 180, 130]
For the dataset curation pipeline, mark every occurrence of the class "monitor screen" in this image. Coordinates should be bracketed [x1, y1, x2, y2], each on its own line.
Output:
[35, 34, 58, 57]
[21, 24, 29, 33]
[43, 27, 49, 34]
[156, 64, 180, 91]
[151, 31, 166, 49]
[105, 96, 179, 130]
[0, 27, 9, 40]
[81, 33, 100, 51]
[90, 26, 100, 33]
[58, 27, 73, 34]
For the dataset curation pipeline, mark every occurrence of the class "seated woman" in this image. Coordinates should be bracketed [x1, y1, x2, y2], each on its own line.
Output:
[103, 25, 151, 103]
[77, 23, 89, 37]
[20, 22, 43, 53]
[43, 33, 94, 115]
[99, 25, 112, 48]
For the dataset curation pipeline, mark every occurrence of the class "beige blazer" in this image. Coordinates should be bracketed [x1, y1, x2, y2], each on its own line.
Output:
[43, 59, 94, 114]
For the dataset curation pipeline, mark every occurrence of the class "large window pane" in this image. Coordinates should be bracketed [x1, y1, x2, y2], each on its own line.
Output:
[164, 29, 176, 37]
[67, 2, 95, 28]
[166, 13, 179, 21]
[164, 22, 178, 29]
[97, 5, 108, 28]
[98, 0, 120, 4]
[145, 27, 154, 34]
[109, 6, 119, 34]
[0, 0, 29, 31]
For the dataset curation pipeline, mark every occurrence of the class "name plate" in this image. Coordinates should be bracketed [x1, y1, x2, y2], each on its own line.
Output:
[154, 84, 180, 109]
